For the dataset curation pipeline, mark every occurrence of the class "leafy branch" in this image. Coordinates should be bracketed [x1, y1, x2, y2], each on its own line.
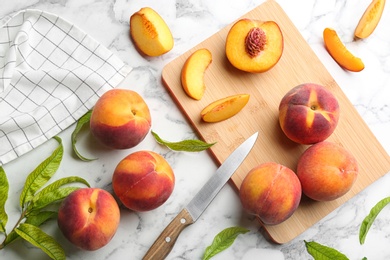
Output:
[0, 136, 90, 259]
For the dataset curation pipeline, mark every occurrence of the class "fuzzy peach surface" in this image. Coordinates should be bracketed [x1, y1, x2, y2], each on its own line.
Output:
[90, 89, 151, 127]
[279, 83, 340, 144]
[57, 188, 120, 251]
[112, 151, 175, 212]
[239, 162, 301, 225]
[297, 141, 359, 201]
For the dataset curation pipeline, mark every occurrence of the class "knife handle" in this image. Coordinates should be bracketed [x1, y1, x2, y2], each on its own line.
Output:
[143, 208, 194, 260]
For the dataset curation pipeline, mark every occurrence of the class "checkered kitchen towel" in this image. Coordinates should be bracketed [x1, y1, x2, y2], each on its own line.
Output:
[0, 9, 132, 165]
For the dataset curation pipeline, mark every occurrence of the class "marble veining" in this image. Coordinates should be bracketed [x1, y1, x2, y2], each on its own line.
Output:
[1, 0, 389, 259]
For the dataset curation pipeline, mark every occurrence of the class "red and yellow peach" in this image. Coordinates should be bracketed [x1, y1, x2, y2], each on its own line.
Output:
[279, 83, 340, 144]
[112, 150, 175, 212]
[297, 141, 358, 201]
[239, 162, 301, 225]
[57, 188, 120, 251]
[90, 89, 151, 149]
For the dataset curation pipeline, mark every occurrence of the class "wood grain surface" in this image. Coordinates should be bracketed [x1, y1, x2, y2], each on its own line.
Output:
[161, 0, 390, 244]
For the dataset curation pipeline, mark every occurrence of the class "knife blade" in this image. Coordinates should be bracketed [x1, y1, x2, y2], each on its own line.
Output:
[143, 132, 258, 260]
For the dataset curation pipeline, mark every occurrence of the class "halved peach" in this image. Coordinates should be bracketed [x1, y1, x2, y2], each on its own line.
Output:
[130, 7, 174, 56]
[323, 28, 364, 72]
[181, 48, 212, 100]
[201, 94, 250, 122]
[354, 0, 386, 39]
[225, 19, 283, 73]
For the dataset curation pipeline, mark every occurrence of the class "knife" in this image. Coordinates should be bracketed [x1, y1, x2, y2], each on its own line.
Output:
[142, 132, 258, 260]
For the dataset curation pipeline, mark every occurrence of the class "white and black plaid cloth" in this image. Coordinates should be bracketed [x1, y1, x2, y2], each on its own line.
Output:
[0, 9, 132, 165]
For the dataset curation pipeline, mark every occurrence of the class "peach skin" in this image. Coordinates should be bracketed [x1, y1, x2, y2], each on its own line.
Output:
[57, 188, 120, 251]
[90, 89, 151, 149]
[112, 150, 175, 212]
[279, 83, 340, 145]
[239, 162, 301, 225]
[297, 141, 358, 201]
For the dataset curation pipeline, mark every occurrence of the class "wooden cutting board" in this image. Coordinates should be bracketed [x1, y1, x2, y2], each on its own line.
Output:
[162, 0, 390, 244]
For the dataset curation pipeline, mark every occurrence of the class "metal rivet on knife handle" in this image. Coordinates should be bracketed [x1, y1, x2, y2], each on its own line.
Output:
[142, 208, 194, 260]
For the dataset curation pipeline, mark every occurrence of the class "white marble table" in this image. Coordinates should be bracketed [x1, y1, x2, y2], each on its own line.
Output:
[1, 0, 389, 259]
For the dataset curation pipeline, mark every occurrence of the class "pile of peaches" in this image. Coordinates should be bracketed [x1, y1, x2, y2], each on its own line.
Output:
[56, 0, 385, 251]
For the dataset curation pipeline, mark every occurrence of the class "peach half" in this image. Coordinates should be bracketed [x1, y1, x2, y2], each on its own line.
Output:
[239, 162, 302, 225]
[57, 188, 120, 251]
[130, 7, 174, 56]
[112, 150, 175, 212]
[323, 27, 364, 72]
[355, 0, 386, 39]
[90, 89, 151, 150]
[297, 141, 359, 201]
[181, 48, 212, 100]
[200, 94, 250, 122]
[225, 19, 283, 73]
[279, 83, 340, 145]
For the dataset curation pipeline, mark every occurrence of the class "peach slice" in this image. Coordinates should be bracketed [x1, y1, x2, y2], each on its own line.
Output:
[201, 94, 250, 122]
[323, 28, 365, 72]
[355, 0, 386, 39]
[225, 19, 283, 73]
[181, 48, 212, 100]
[130, 7, 174, 56]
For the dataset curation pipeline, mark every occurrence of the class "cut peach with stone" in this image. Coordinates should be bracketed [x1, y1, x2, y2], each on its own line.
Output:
[225, 19, 283, 73]
[355, 0, 386, 39]
[201, 94, 250, 123]
[130, 7, 174, 56]
[323, 28, 364, 72]
[181, 48, 212, 100]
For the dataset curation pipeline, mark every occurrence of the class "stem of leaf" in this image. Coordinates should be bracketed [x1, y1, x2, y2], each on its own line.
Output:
[0, 208, 28, 249]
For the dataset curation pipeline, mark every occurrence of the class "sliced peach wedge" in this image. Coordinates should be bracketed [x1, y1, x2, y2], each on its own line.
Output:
[130, 7, 174, 56]
[323, 28, 364, 72]
[355, 0, 386, 39]
[201, 94, 250, 123]
[181, 48, 212, 100]
[225, 19, 284, 73]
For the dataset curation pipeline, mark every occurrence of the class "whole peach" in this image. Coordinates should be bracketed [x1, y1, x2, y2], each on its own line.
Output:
[239, 162, 301, 225]
[278, 83, 340, 144]
[90, 89, 151, 149]
[297, 141, 358, 201]
[112, 150, 175, 212]
[57, 188, 120, 251]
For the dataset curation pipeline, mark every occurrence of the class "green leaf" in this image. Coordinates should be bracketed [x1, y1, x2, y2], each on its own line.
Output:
[0, 166, 9, 233]
[152, 131, 216, 152]
[26, 211, 58, 227]
[15, 223, 65, 260]
[32, 176, 90, 204]
[71, 110, 96, 161]
[203, 227, 249, 260]
[304, 240, 349, 260]
[20, 137, 63, 208]
[3, 211, 58, 247]
[29, 187, 80, 212]
[359, 196, 390, 245]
